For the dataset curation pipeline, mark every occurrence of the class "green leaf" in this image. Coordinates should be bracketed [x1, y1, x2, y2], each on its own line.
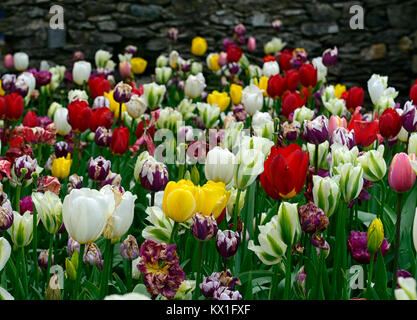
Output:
[112, 272, 127, 295]
[374, 250, 388, 300]
[133, 284, 151, 298]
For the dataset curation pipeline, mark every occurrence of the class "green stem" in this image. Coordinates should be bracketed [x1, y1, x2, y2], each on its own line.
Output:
[6, 259, 25, 299]
[233, 189, 242, 231]
[169, 222, 179, 244]
[124, 259, 132, 292]
[269, 263, 280, 300]
[283, 247, 292, 299]
[19, 247, 28, 299]
[72, 244, 85, 300]
[193, 241, 204, 299]
[314, 143, 319, 175]
[32, 206, 39, 286]
[99, 239, 113, 299]
[46, 234, 54, 288]
[393, 192, 403, 294]
[367, 252, 375, 293]
[15, 184, 22, 213]
[118, 103, 123, 126]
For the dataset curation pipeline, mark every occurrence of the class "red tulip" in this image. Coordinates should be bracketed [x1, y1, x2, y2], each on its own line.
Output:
[299, 63, 317, 88]
[285, 69, 300, 92]
[410, 84, 417, 105]
[263, 55, 276, 64]
[23, 111, 38, 127]
[348, 106, 363, 131]
[88, 76, 111, 100]
[345, 87, 364, 112]
[5, 92, 24, 121]
[260, 144, 309, 200]
[281, 91, 303, 119]
[226, 45, 243, 63]
[67, 100, 92, 133]
[353, 120, 379, 147]
[111, 127, 130, 155]
[267, 74, 286, 98]
[388, 153, 416, 193]
[278, 49, 293, 72]
[0, 96, 6, 119]
[90, 107, 114, 132]
[379, 108, 402, 139]
[136, 119, 155, 139]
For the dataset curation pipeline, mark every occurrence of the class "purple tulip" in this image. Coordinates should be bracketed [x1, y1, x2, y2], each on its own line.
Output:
[139, 158, 169, 192]
[216, 230, 239, 258]
[330, 127, 355, 149]
[120, 235, 140, 260]
[347, 230, 390, 264]
[303, 115, 329, 145]
[322, 46, 338, 67]
[402, 101, 417, 132]
[191, 213, 218, 241]
[298, 202, 329, 234]
[88, 156, 111, 182]
[95, 126, 112, 147]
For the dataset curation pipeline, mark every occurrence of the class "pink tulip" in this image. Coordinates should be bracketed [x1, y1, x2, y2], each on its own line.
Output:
[218, 52, 228, 67]
[119, 61, 131, 79]
[328, 115, 347, 138]
[247, 37, 257, 52]
[388, 153, 416, 193]
[3, 54, 14, 69]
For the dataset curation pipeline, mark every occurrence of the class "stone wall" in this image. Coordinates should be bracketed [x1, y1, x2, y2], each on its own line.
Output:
[0, 0, 416, 101]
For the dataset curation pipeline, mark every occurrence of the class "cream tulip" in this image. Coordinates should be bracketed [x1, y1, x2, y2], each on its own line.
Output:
[72, 61, 92, 86]
[205, 146, 236, 185]
[13, 52, 29, 71]
[8, 211, 33, 247]
[0, 237, 11, 272]
[32, 191, 63, 234]
[54, 107, 72, 136]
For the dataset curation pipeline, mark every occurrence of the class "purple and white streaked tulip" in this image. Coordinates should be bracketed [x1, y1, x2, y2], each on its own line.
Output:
[88, 156, 111, 182]
[233, 24, 246, 36]
[167, 28, 179, 41]
[271, 19, 283, 31]
[302, 115, 329, 145]
[0, 197, 13, 231]
[213, 287, 242, 300]
[12, 155, 37, 181]
[1, 74, 16, 92]
[54, 141, 70, 158]
[120, 235, 140, 260]
[124, 45, 138, 55]
[282, 121, 300, 141]
[191, 213, 218, 241]
[298, 202, 329, 234]
[95, 126, 112, 147]
[322, 47, 338, 67]
[13, 76, 29, 97]
[139, 158, 169, 192]
[330, 127, 355, 149]
[67, 236, 80, 255]
[93, 96, 110, 109]
[38, 250, 53, 270]
[67, 174, 83, 194]
[113, 81, 132, 103]
[310, 233, 330, 258]
[401, 101, 417, 133]
[216, 230, 239, 258]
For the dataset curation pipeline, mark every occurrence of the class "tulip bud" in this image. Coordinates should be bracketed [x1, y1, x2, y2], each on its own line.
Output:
[14, 52, 29, 71]
[120, 235, 140, 260]
[139, 158, 169, 192]
[278, 202, 301, 246]
[3, 54, 14, 69]
[32, 191, 63, 234]
[329, 127, 355, 150]
[322, 47, 338, 67]
[38, 249, 54, 270]
[8, 211, 33, 247]
[298, 202, 329, 234]
[388, 153, 416, 193]
[46, 274, 61, 300]
[302, 115, 329, 145]
[242, 84, 263, 116]
[113, 82, 132, 104]
[67, 236, 80, 256]
[312, 175, 340, 217]
[338, 163, 364, 203]
[88, 156, 111, 182]
[191, 213, 218, 241]
[216, 230, 239, 258]
[155, 67, 172, 84]
[197, 103, 220, 129]
[83, 243, 103, 270]
[357, 145, 387, 182]
[72, 61, 91, 86]
[51, 155, 72, 179]
[281, 121, 300, 141]
[310, 234, 330, 258]
[367, 218, 384, 254]
[95, 126, 112, 147]
[247, 37, 257, 52]
[262, 61, 280, 78]
[65, 249, 78, 280]
[297, 267, 307, 294]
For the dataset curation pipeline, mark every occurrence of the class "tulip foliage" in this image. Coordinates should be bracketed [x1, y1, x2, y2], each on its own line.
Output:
[1, 23, 417, 302]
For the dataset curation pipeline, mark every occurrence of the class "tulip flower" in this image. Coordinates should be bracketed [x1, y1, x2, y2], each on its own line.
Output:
[322, 46, 338, 67]
[142, 206, 174, 243]
[120, 235, 140, 260]
[216, 230, 239, 258]
[0, 237, 11, 272]
[207, 91, 230, 112]
[262, 61, 280, 78]
[395, 277, 417, 300]
[229, 84, 242, 105]
[67, 100, 92, 133]
[139, 158, 169, 192]
[242, 84, 263, 116]
[278, 202, 301, 247]
[131, 57, 147, 74]
[184, 73, 206, 99]
[88, 76, 111, 100]
[260, 144, 309, 200]
[264, 37, 286, 55]
[89, 107, 113, 132]
[32, 191, 63, 234]
[197, 103, 220, 129]
[63, 188, 114, 244]
[0, 197, 14, 231]
[247, 37, 257, 52]
[302, 115, 329, 145]
[329, 144, 359, 172]
[299, 63, 317, 88]
[100, 185, 137, 241]
[312, 175, 340, 217]
[163, 180, 199, 222]
[367, 218, 384, 254]
[227, 46, 243, 63]
[285, 69, 300, 92]
[191, 37, 208, 56]
[388, 153, 416, 193]
[13, 52, 29, 71]
[401, 101, 417, 133]
[338, 163, 364, 203]
[352, 120, 379, 148]
[8, 211, 33, 247]
[198, 181, 230, 218]
[110, 127, 129, 155]
[267, 74, 285, 98]
[409, 133, 417, 157]
[51, 154, 72, 179]
[53, 107, 72, 136]
[306, 141, 329, 170]
[330, 127, 355, 149]
[191, 213, 218, 242]
[378, 107, 402, 139]
[3, 54, 14, 69]
[72, 61, 91, 86]
[410, 84, 417, 105]
[22, 110, 38, 127]
[206, 53, 221, 72]
[357, 145, 387, 182]
[5, 93, 24, 121]
[344, 87, 364, 112]
[205, 146, 236, 185]
[281, 91, 304, 119]
[234, 148, 265, 190]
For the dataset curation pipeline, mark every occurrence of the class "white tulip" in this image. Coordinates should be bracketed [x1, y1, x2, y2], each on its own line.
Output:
[156, 55, 168, 68]
[17, 72, 36, 97]
[13, 52, 29, 71]
[293, 106, 315, 123]
[264, 38, 286, 55]
[277, 202, 301, 246]
[68, 89, 88, 103]
[32, 191, 63, 234]
[95, 50, 112, 69]
[242, 84, 263, 116]
[8, 211, 33, 247]
[395, 277, 417, 300]
[104, 292, 150, 300]
[125, 94, 147, 119]
[197, 103, 220, 128]
[101, 185, 137, 241]
[262, 61, 279, 78]
[0, 237, 11, 272]
[155, 67, 172, 84]
[142, 206, 173, 243]
[0, 287, 14, 300]
[205, 146, 236, 184]
[184, 73, 206, 99]
[54, 108, 72, 136]
[72, 61, 92, 86]
[252, 111, 273, 127]
[312, 57, 327, 83]
[234, 148, 265, 189]
[63, 188, 115, 244]
[142, 82, 166, 110]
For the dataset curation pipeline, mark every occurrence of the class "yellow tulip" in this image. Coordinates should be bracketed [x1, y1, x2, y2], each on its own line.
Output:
[207, 90, 230, 112]
[334, 84, 347, 99]
[230, 84, 242, 105]
[163, 180, 200, 223]
[104, 90, 126, 120]
[367, 218, 384, 253]
[0, 81, 4, 96]
[191, 37, 208, 56]
[131, 57, 147, 75]
[208, 54, 220, 72]
[255, 76, 269, 97]
[51, 154, 72, 179]
[199, 181, 230, 219]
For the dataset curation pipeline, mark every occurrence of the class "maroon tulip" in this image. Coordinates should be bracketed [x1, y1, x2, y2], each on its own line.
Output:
[110, 127, 129, 155]
[379, 108, 402, 139]
[345, 87, 364, 112]
[299, 63, 317, 88]
[267, 74, 286, 98]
